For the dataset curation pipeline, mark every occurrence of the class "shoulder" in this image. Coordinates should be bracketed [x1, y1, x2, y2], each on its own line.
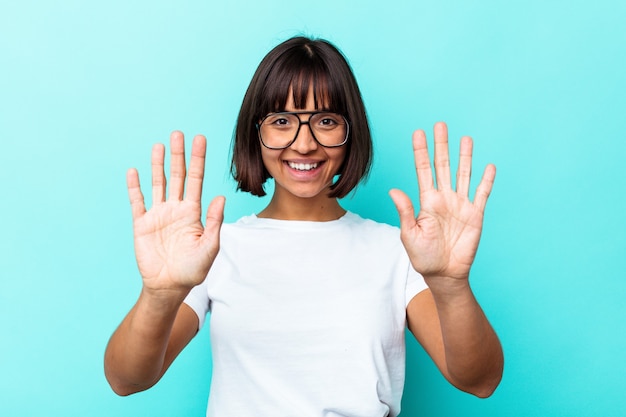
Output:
[342, 212, 399, 236]
[219, 215, 259, 234]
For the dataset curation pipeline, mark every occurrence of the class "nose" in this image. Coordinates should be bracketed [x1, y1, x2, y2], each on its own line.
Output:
[289, 120, 318, 153]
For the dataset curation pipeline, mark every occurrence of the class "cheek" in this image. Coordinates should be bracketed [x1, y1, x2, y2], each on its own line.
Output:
[330, 148, 347, 172]
[260, 148, 281, 174]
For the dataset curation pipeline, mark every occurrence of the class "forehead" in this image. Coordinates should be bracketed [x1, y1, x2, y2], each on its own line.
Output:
[259, 56, 349, 115]
[268, 71, 333, 112]
[282, 84, 329, 111]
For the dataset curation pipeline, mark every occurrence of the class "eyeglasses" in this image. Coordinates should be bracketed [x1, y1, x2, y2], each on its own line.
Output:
[257, 111, 350, 150]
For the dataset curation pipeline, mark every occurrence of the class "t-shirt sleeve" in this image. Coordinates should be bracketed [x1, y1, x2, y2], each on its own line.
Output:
[183, 277, 210, 330]
[405, 265, 429, 307]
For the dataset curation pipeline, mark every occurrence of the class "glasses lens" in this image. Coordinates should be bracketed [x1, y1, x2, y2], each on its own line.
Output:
[309, 113, 347, 146]
[259, 112, 348, 149]
[259, 113, 299, 149]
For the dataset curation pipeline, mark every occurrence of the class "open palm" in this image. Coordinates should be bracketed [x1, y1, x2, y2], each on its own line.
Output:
[390, 122, 495, 281]
[127, 132, 224, 291]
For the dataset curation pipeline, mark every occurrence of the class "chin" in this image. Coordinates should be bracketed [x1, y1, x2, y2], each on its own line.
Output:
[277, 181, 334, 200]
[291, 188, 331, 199]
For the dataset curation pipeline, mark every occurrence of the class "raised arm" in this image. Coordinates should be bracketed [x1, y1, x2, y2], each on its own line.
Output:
[104, 131, 225, 395]
[389, 122, 503, 397]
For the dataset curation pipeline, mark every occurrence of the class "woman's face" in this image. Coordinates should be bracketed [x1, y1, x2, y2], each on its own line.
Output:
[260, 88, 347, 202]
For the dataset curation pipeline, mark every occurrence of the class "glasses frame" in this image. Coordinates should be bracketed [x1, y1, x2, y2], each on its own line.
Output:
[256, 111, 350, 150]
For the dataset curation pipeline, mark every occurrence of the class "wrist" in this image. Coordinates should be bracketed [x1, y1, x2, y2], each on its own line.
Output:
[138, 286, 190, 316]
[422, 274, 473, 301]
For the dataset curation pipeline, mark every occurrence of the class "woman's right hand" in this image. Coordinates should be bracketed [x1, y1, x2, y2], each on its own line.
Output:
[127, 131, 225, 293]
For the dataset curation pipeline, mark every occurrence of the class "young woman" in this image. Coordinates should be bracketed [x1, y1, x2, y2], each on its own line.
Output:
[104, 36, 503, 416]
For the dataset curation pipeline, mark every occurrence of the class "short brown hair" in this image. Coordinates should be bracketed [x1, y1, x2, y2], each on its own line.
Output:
[231, 36, 372, 198]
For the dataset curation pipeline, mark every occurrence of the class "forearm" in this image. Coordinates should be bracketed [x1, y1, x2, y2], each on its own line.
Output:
[104, 287, 189, 395]
[426, 276, 503, 397]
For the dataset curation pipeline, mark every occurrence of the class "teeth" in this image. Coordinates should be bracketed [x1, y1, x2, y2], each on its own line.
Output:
[288, 162, 318, 171]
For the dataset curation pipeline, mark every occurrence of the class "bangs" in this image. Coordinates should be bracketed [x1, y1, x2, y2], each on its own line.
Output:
[259, 50, 347, 115]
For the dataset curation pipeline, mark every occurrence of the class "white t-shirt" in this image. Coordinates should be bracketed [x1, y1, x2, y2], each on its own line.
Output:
[184, 211, 428, 417]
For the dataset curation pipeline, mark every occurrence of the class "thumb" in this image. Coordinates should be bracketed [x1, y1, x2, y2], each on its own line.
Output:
[205, 196, 225, 231]
[202, 196, 226, 247]
[389, 189, 416, 229]
[199, 196, 225, 259]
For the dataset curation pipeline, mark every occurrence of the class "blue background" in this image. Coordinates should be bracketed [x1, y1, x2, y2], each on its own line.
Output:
[1, 0, 625, 415]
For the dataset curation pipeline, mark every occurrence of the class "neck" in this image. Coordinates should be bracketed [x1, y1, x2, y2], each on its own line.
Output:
[257, 188, 346, 222]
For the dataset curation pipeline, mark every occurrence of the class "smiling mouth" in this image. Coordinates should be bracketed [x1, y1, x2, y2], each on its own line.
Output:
[287, 161, 320, 171]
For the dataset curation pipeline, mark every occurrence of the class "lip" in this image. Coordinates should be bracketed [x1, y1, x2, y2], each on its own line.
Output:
[283, 158, 325, 166]
[284, 157, 323, 164]
[283, 159, 326, 177]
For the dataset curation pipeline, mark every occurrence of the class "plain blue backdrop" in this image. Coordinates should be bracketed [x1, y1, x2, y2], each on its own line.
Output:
[1, 0, 625, 416]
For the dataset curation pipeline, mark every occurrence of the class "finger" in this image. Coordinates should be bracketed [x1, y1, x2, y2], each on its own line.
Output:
[204, 195, 225, 233]
[151, 143, 166, 204]
[127, 168, 146, 220]
[412, 130, 434, 195]
[185, 135, 207, 203]
[433, 121, 452, 190]
[201, 196, 226, 257]
[456, 136, 473, 198]
[474, 164, 496, 212]
[389, 189, 417, 230]
[168, 131, 186, 201]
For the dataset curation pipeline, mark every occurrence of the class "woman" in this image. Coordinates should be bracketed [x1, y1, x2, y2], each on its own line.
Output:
[104, 36, 503, 416]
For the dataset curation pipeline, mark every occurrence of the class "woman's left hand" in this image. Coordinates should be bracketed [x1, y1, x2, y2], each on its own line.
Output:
[389, 122, 495, 284]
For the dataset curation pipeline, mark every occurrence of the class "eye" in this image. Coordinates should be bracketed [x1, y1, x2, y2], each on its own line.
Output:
[314, 113, 343, 129]
[264, 113, 295, 128]
[275, 117, 290, 125]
